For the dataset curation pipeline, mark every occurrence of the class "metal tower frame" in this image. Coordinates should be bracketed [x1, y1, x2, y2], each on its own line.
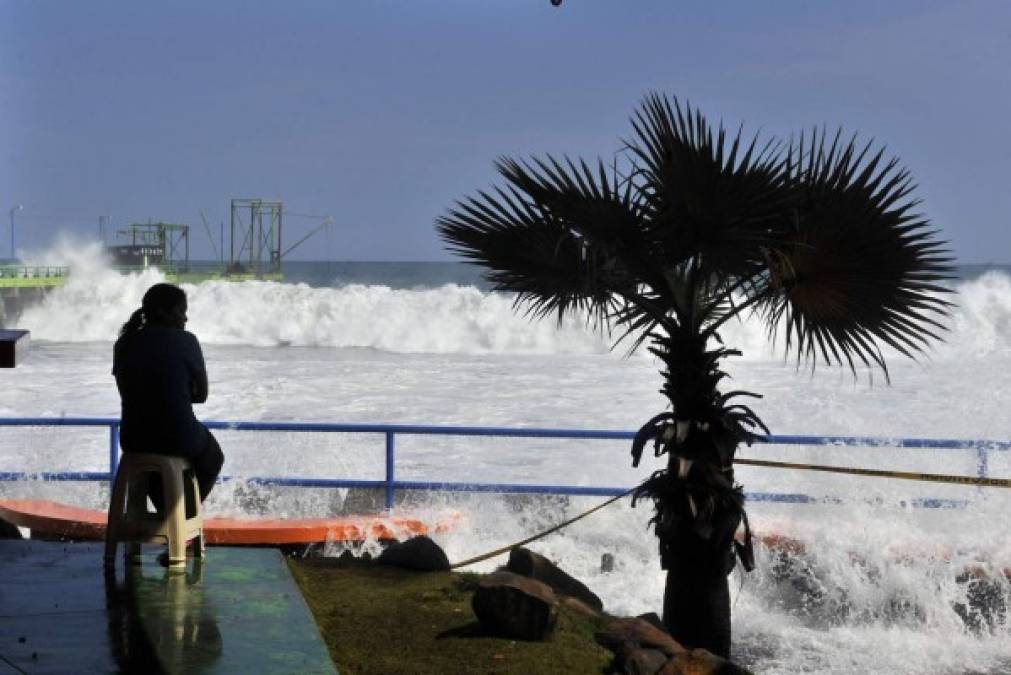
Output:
[116, 222, 190, 270]
[230, 199, 282, 275]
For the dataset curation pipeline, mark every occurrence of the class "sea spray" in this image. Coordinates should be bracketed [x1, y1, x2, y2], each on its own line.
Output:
[12, 244, 1011, 361]
[16, 245, 611, 353]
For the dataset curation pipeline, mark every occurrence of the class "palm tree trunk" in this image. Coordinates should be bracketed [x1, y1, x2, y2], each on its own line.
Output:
[662, 560, 732, 658]
[660, 481, 742, 659]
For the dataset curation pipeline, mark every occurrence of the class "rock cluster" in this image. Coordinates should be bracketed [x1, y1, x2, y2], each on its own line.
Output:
[473, 545, 753, 674]
[378, 537, 752, 674]
[597, 616, 750, 674]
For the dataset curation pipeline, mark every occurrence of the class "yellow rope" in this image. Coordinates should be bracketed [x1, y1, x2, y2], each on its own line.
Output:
[449, 488, 634, 569]
[734, 457, 1011, 488]
[448, 457, 1007, 569]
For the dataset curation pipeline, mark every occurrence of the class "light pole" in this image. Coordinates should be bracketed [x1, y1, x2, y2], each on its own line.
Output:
[8, 204, 22, 262]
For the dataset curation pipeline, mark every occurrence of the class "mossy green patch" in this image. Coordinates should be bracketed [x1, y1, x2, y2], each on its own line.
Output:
[288, 557, 614, 675]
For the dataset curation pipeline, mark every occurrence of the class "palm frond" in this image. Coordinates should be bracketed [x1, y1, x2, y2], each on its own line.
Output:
[494, 156, 670, 302]
[626, 93, 792, 283]
[438, 188, 610, 325]
[758, 129, 955, 377]
[437, 162, 641, 325]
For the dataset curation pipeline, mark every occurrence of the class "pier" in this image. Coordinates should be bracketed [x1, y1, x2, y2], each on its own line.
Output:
[0, 263, 283, 327]
[0, 198, 334, 325]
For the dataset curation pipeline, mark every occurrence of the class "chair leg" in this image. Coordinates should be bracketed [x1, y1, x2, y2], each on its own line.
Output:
[165, 466, 188, 567]
[188, 471, 205, 558]
[123, 471, 149, 561]
[104, 468, 129, 566]
[125, 472, 148, 518]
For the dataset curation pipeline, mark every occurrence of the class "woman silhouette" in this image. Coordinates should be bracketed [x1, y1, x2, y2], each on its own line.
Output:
[113, 283, 223, 509]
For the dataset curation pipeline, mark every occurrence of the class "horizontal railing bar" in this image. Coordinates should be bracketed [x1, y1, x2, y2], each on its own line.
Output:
[761, 434, 1011, 451]
[1, 417, 1007, 451]
[233, 477, 387, 490]
[746, 492, 819, 504]
[0, 471, 977, 509]
[0, 418, 119, 427]
[0, 471, 112, 482]
[390, 480, 628, 496]
[202, 420, 637, 440]
[905, 498, 970, 509]
[225, 477, 630, 496]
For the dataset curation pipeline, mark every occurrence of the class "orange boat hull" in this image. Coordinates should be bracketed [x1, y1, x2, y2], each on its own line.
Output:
[0, 498, 450, 545]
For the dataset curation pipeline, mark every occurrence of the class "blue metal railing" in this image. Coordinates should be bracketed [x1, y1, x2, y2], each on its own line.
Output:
[0, 417, 1007, 509]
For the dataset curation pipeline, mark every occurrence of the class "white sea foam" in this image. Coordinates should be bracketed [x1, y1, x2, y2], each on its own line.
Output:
[11, 245, 1011, 363]
[14, 245, 609, 353]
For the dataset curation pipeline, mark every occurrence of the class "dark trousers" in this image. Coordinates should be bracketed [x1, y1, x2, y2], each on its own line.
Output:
[148, 428, 224, 512]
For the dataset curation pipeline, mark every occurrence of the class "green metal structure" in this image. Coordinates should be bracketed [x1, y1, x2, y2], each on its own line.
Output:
[230, 198, 283, 276]
[0, 198, 300, 302]
[109, 221, 191, 271]
[0, 266, 69, 288]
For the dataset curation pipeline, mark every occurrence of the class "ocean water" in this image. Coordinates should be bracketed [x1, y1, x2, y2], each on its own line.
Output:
[2, 241, 1010, 674]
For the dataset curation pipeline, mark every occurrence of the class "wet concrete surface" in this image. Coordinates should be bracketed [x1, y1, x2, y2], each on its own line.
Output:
[0, 540, 336, 674]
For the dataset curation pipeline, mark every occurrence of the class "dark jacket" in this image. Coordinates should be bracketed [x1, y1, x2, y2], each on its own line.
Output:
[113, 325, 207, 457]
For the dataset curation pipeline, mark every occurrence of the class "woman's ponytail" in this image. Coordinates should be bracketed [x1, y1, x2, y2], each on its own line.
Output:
[119, 307, 145, 338]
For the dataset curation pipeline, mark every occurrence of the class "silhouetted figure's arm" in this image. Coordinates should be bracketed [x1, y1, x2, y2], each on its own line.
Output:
[184, 332, 209, 404]
[191, 368, 208, 404]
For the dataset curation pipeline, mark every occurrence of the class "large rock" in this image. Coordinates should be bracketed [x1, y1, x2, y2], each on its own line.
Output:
[376, 535, 450, 571]
[0, 517, 21, 539]
[597, 618, 752, 675]
[507, 546, 604, 612]
[637, 612, 665, 631]
[471, 570, 557, 640]
[659, 648, 753, 675]
[596, 616, 685, 657]
[622, 648, 669, 675]
[559, 595, 600, 619]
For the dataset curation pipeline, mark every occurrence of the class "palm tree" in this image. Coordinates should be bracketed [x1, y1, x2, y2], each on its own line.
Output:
[436, 93, 953, 659]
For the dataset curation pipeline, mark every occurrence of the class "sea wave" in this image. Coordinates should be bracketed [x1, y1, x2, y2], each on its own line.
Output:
[10, 242, 1011, 360]
[13, 245, 610, 353]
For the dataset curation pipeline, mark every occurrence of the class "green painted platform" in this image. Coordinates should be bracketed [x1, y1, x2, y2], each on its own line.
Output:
[0, 540, 336, 674]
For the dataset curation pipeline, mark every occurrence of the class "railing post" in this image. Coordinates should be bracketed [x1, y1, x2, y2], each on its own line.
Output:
[109, 423, 120, 482]
[385, 431, 396, 510]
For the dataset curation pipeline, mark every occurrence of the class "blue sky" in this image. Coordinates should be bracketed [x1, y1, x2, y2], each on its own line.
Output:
[2, 1, 1009, 262]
